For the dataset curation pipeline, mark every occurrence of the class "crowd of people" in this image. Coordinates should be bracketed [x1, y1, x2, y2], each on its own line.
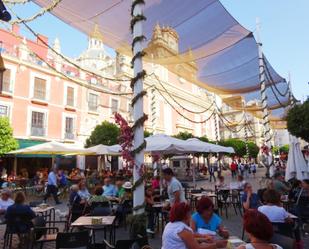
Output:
[0, 160, 308, 249]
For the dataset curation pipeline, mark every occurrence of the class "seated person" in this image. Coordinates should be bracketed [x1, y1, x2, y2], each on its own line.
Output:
[115, 182, 133, 225]
[0, 189, 14, 215]
[162, 202, 227, 249]
[258, 189, 293, 223]
[237, 209, 283, 249]
[242, 183, 261, 210]
[152, 176, 160, 190]
[5, 192, 36, 236]
[88, 185, 110, 206]
[145, 187, 155, 234]
[115, 178, 125, 200]
[236, 175, 246, 190]
[102, 177, 117, 198]
[272, 172, 290, 195]
[69, 185, 86, 222]
[78, 181, 91, 200]
[215, 176, 227, 190]
[191, 197, 229, 239]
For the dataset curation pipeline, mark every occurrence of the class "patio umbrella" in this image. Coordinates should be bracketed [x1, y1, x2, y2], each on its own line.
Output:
[184, 138, 235, 154]
[8, 141, 89, 155]
[84, 144, 121, 156]
[285, 136, 309, 181]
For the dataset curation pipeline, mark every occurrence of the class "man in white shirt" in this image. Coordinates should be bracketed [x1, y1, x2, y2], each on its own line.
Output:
[163, 168, 186, 205]
[0, 189, 14, 214]
[44, 167, 61, 204]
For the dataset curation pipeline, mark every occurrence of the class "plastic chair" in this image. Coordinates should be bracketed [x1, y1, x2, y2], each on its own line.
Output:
[56, 231, 89, 249]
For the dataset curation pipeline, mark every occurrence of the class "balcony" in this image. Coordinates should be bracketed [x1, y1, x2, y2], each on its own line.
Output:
[65, 132, 75, 140]
[31, 127, 45, 137]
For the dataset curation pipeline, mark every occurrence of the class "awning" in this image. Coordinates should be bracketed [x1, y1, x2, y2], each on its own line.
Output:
[30, 0, 292, 120]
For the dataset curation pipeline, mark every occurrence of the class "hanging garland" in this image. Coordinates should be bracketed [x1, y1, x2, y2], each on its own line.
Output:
[10, 0, 62, 25]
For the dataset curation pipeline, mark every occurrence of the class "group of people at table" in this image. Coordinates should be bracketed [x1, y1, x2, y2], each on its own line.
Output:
[0, 163, 308, 249]
[161, 168, 309, 249]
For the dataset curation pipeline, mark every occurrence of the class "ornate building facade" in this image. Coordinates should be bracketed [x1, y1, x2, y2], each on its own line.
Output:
[0, 24, 219, 147]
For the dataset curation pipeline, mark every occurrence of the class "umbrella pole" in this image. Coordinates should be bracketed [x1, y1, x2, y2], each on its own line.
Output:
[13, 157, 17, 174]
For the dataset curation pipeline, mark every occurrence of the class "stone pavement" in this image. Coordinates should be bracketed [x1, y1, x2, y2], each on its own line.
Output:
[1, 167, 308, 248]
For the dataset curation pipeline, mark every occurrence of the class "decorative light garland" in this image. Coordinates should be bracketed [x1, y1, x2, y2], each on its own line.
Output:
[10, 0, 62, 25]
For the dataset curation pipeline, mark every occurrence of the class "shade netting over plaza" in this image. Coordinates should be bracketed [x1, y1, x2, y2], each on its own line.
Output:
[31, 0, 291, 119]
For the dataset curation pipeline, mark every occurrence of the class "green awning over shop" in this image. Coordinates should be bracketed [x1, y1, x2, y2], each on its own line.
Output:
[16, 139, 50, 158]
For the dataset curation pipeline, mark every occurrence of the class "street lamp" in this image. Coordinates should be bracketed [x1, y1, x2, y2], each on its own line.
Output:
[0, 0, 11, 22]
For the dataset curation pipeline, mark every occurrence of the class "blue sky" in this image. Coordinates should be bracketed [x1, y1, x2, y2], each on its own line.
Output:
[4, 0, 308, 100]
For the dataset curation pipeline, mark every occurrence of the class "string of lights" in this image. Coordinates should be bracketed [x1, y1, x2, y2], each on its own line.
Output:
[150, 72, 216, 114]
[155, 86, 217, 124]
[9, 0, 62, 25]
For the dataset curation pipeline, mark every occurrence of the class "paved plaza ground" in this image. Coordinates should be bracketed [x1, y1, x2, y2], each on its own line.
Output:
[1, 167, 308, 248]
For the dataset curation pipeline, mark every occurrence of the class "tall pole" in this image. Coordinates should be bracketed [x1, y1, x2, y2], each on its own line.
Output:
[242, 101, 250, 159]
[131, 0, 145, 215]
[151, 86, 157, 134]
[256, 18, 273, 177]
[256, 18, 272, 148]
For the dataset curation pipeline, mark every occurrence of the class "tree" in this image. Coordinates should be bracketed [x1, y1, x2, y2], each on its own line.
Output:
[85, 121, 120, 147]
[219, 138, 259, 158]
[199, 136, 209, 143]
[287, 100, 309, 142]
[279, 144, 289, 154]
[0, 117, 18, 155]
[173, 131, 194, 140]
[144, 130, 153, 138]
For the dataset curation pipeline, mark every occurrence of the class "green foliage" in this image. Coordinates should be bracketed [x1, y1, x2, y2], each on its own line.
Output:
[247, 141, 260, 158]
[272, 146, 280, 155]
[280, 144, 289, 154]
[219, 138, 259, 158]
[144, 130, 153, 138]
[0, 117, 18, 155]
[85, 121, 120, 147]
[287, 100, 309, 142]
[173, 131, 194, 140]
[199, 135, 209, 143]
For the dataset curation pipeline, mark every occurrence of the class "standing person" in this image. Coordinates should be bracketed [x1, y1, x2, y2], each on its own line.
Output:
[250, 163, 256, 178]
[208, 164, 216, 183]
[230, 160, 237, 179]
[43, 167, 61, 205]
[162, 168, 186, 205]
[145, 187, 155, 234]
[244, 162, 249, 179]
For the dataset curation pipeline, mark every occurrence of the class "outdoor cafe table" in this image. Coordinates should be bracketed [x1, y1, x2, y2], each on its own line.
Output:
[32, 206, 55, 225]
[71, 216, 116, 244]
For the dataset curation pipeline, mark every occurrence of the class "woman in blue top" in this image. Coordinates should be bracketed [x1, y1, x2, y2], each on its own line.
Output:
[191, 197, 229, 239]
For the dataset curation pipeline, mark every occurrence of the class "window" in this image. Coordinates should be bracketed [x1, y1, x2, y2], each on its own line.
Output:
[65, 117, 74, 139]
[111, 99, 119, 113]
[0, 105, 9, 117]
[2, 69, 12, 93]
[88, 93, 98, 112]
[66, 86, 75, 106]
[31, 111, 45, 136]
[33, 77, 47, 100]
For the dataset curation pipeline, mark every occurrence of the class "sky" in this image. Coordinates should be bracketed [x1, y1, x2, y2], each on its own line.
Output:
[4, 0, 309, 101]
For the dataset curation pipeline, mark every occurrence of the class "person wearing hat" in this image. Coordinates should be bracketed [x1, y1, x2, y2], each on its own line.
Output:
[0, 189, 14, 216]
[273, 172, 290, 195]
[115, 181, 133, 226]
